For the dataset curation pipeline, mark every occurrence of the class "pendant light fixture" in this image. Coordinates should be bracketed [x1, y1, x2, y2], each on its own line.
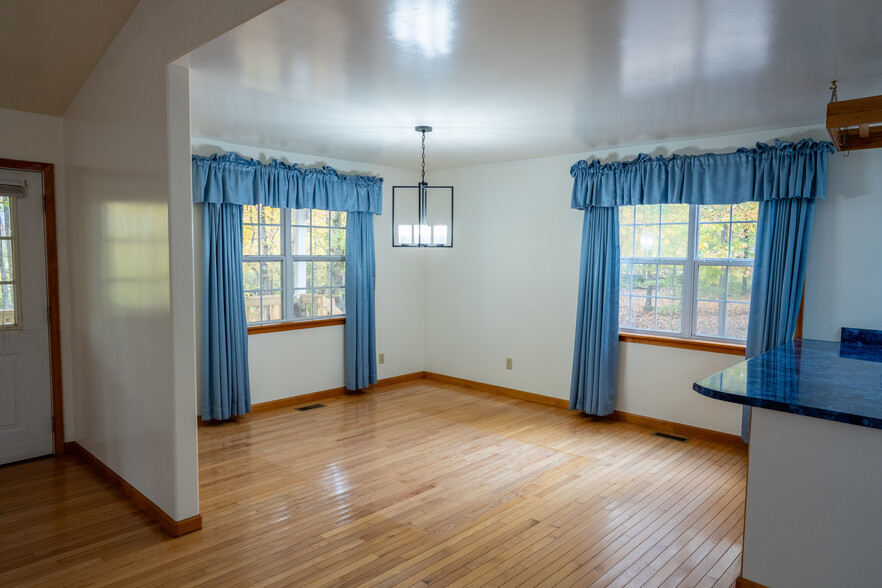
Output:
[392, 126, 454, 247]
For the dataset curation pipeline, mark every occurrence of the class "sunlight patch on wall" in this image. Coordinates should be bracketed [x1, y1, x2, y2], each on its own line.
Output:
[103, 201, 170, 313]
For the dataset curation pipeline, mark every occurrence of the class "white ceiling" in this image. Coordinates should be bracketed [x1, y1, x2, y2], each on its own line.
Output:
[186, 0, 882, 170]
[0, 0, 140, 117]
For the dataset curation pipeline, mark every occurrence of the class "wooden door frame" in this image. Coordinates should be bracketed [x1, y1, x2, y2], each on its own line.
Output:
[0, 158, 64, 455]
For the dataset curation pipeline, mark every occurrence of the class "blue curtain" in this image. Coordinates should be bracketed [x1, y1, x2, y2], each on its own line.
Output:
[741, 197, 817, 439]
[193, 153, 384, 419]
[746, 198, 816, 357]
[569, 139, 832, 417]
[192, 152, 382, 213]
[571, 140, 833, 208]
[345, 212, 377, 390]
[201, 203, 250, 420]
[570, 206, 619, 415]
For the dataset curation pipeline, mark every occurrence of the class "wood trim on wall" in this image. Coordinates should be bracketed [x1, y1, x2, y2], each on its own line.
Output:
[735, 577, 769, 588]
[425, 372, 570, 409]
[424, 372, 744, 446]
[64, 442, 202, 537]
[366, 371, 427, 389]
[199, 371, 427, 422]
[249, 386, 348, 414]
[619, 333, 746, 356]
[248, 317, 345, 335]
[200, 371, 743, 445]
[612, 410, 744, 446]
[0, 158, 64, 455]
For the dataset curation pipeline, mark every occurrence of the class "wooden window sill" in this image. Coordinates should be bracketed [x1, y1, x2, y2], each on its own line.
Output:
[248, 317, 345, 335]
[618, 332, 746, 356]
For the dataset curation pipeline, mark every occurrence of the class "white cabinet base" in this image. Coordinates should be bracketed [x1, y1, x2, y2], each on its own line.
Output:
[743, 407, 882, 588]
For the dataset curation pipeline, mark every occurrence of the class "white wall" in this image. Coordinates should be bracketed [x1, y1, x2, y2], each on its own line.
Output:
[61, 0, 281, 521]
[426, 125, 834, 436]
[191, 139, 426, 405]
[802, 147, 882, 341]
[0, 107, 74, 439]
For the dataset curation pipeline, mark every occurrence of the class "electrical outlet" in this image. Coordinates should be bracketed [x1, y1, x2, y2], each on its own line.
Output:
[379, 353, 385, 364]
[506, 357, 512, 370]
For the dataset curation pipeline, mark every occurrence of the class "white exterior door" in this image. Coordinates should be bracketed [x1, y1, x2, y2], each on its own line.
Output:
[0, 168, 52, 465]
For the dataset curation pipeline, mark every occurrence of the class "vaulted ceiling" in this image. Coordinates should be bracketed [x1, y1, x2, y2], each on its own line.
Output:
[0, 0, 140, 116]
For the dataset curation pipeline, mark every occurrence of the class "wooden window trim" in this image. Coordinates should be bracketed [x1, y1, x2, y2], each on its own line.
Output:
[618, 332, 746, 356]
[248, 316, 345, 335]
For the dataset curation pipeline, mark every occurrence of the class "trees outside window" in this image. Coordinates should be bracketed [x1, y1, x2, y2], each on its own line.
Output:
[619, 202, 757, 341]
[242, 205, 346, 324]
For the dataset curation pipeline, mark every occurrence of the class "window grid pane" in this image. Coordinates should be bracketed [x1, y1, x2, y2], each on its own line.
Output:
[242, 207, 347, 324]
[619, 203, 754, 342]
[697, 203, 757, 261]
[620, 261, 684, 334]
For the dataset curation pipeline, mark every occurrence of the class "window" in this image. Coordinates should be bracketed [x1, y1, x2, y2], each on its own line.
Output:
[242, 205, 346, 324]
[619, 202, 758, 342]
[0, 195, 19, 328]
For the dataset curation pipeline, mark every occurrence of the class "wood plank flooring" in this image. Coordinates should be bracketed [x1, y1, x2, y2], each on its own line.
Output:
[0, 380, 746, 587]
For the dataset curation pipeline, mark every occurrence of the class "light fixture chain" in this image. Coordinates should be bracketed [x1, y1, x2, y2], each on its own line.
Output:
[421, 129, 426, 184]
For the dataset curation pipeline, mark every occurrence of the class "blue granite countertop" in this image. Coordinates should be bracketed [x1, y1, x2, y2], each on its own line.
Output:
[693, 338, 882, 430]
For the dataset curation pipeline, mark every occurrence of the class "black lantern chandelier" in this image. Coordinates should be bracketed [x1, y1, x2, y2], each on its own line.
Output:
[392, 126, 454, 247]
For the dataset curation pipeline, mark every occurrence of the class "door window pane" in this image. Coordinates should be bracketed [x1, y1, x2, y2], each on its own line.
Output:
[0, 284, 14, 326]
[0, 241, 12, 281]
[0, 196, 17, 328]
[0, 197, 11, 237]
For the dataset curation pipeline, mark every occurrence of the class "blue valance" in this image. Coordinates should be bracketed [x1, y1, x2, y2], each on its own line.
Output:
[570, 139, 834, 209]
[192, 152, 383, 214]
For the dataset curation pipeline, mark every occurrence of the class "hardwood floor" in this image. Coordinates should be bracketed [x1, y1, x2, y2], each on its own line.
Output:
[0, 380, 746, 587]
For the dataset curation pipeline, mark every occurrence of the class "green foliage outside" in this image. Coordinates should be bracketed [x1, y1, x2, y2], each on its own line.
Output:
[620, 202, 758, 339]
[241, 205, 346, 322]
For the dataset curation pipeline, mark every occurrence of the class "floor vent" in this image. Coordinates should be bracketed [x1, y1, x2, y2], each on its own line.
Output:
[296, 403, 326, 411]
[654, 432, 688, 442]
